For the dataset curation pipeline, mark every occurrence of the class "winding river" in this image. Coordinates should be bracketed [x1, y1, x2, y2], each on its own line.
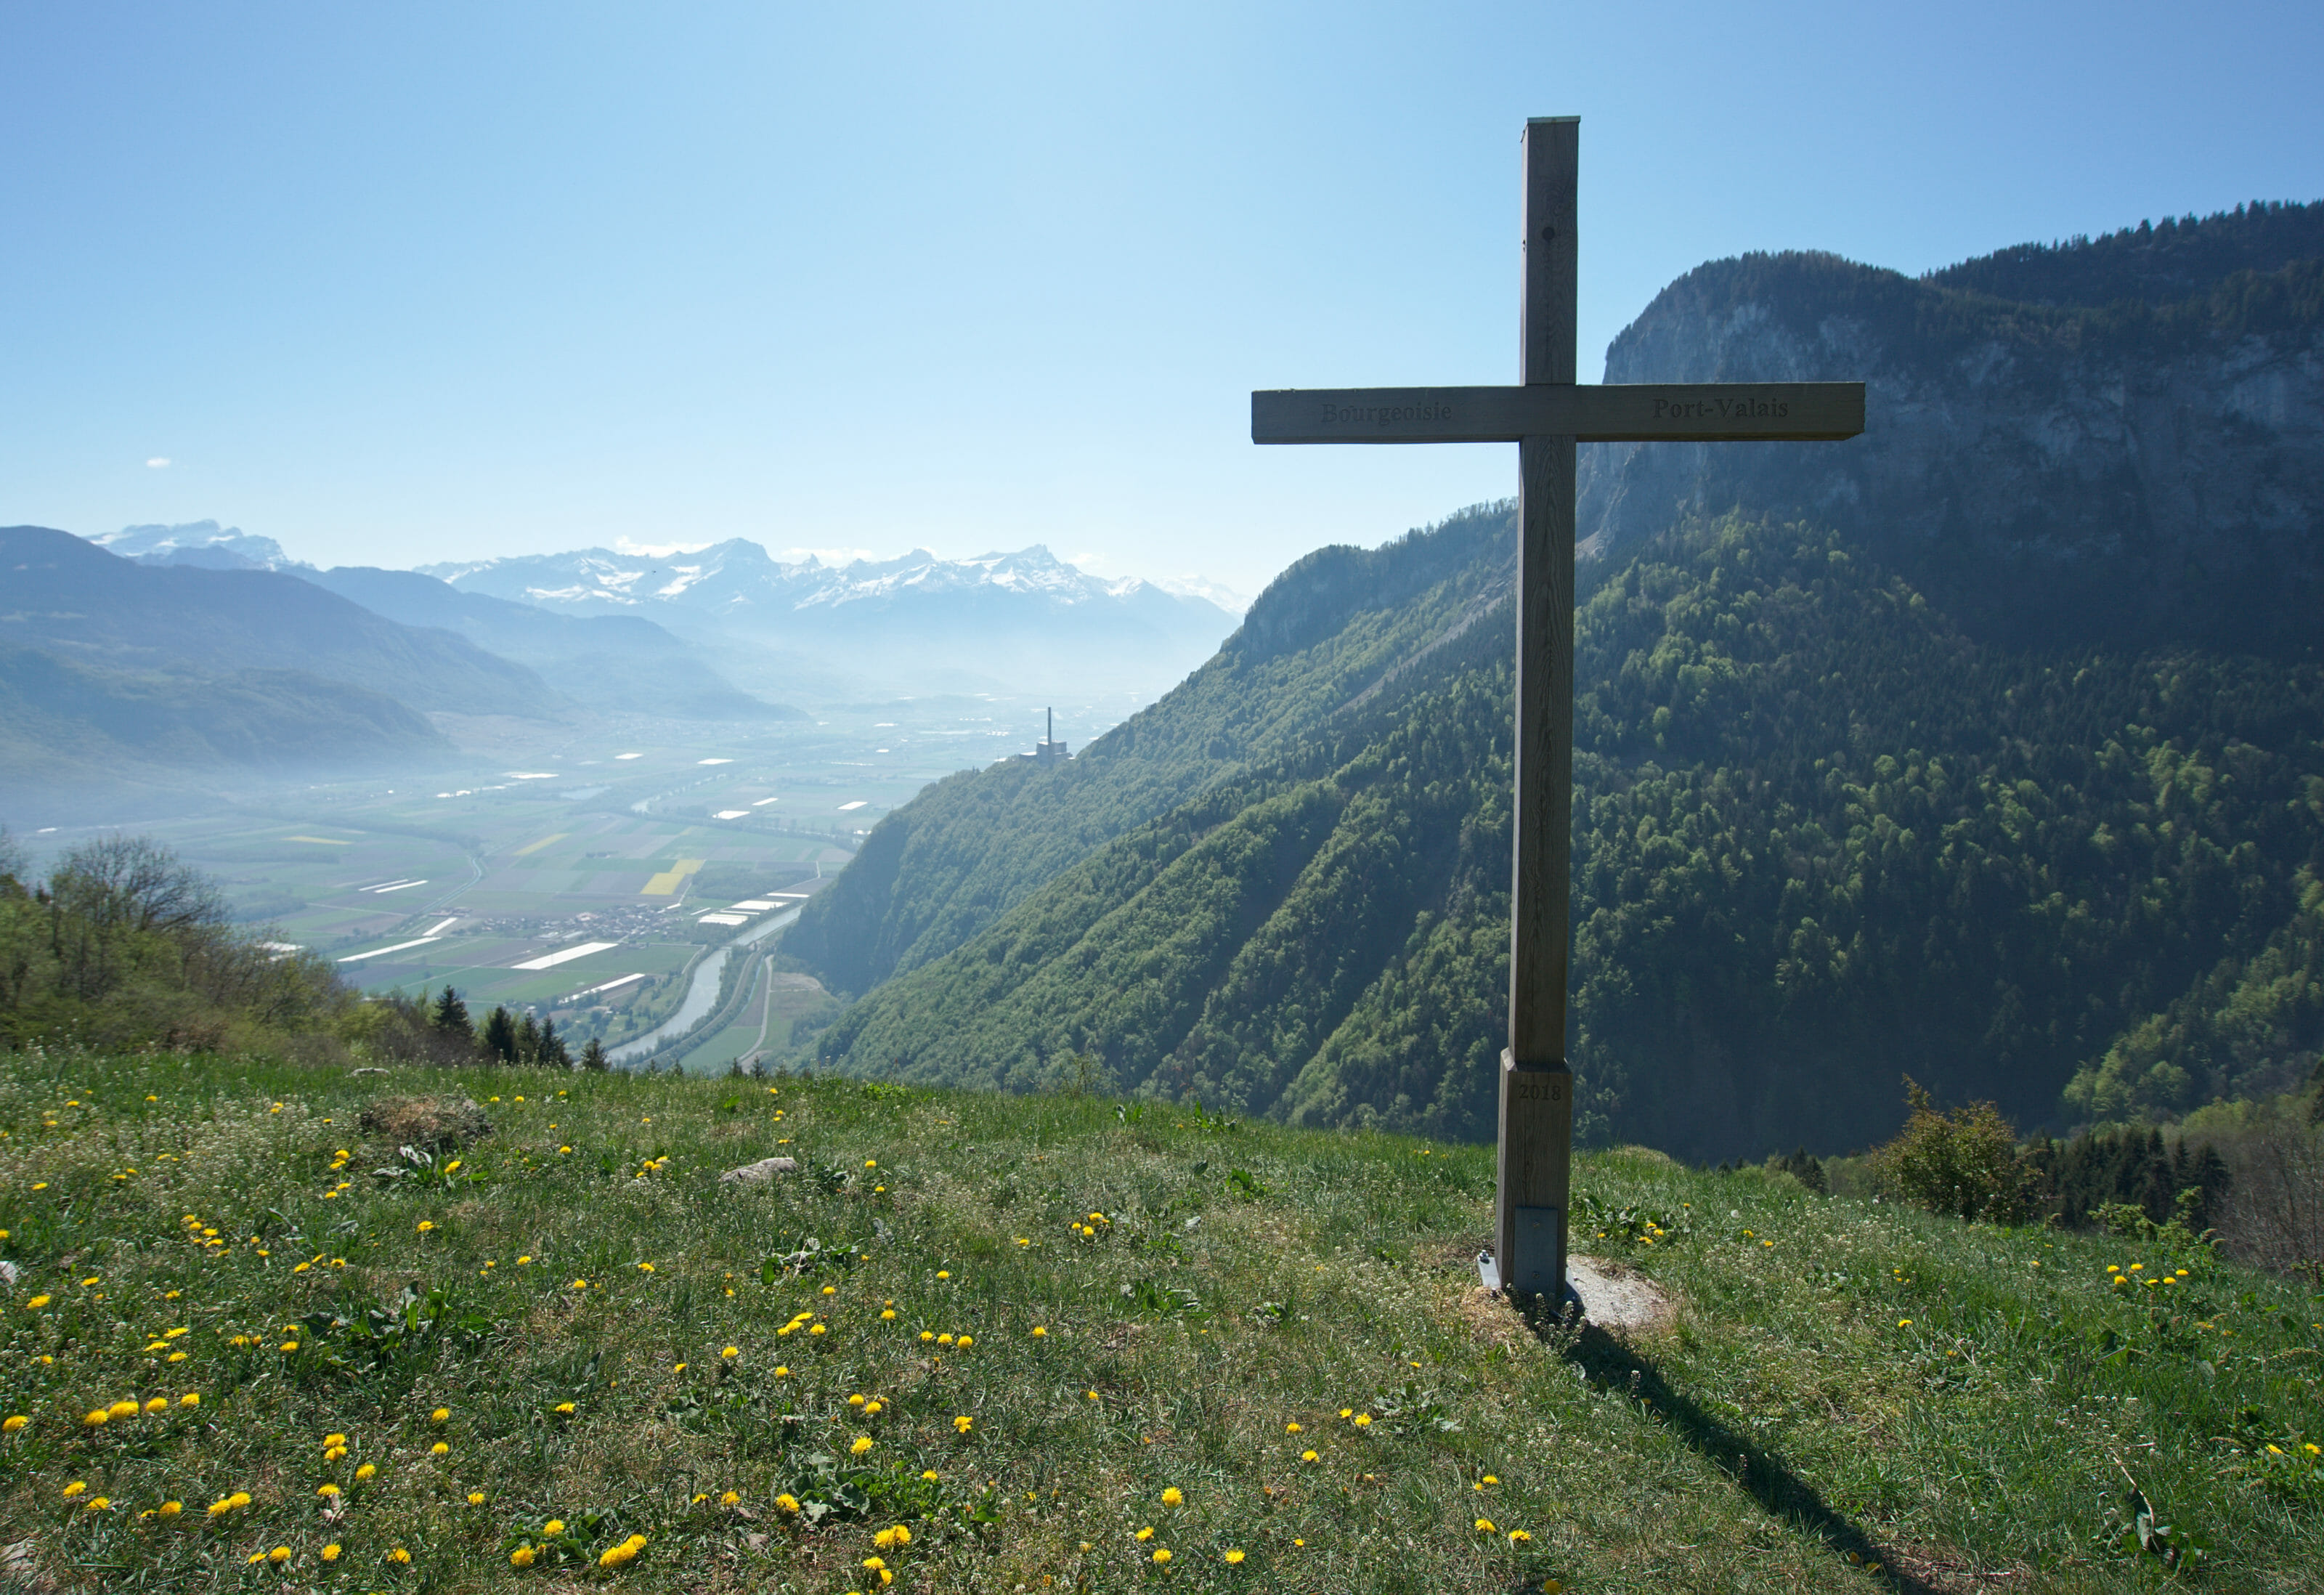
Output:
[605, 905, 799, 1066]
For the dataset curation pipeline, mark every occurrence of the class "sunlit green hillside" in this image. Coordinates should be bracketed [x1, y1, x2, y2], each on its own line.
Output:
[0, 1048, 2316, 1592]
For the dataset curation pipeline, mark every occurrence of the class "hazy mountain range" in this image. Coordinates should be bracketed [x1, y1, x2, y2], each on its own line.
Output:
[0, 518, 1248, 808]
[420, 540, 1240, 701]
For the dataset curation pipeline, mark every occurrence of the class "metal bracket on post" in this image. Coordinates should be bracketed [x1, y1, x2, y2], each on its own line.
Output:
[1494, 1050, 1573, 1304]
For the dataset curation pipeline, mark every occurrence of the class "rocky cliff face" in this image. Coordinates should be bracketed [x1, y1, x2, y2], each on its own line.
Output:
[1577, 207, 2324, 657]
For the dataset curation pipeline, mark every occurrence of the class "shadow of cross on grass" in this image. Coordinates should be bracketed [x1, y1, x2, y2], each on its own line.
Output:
[1559, 1323, 1943, 1595]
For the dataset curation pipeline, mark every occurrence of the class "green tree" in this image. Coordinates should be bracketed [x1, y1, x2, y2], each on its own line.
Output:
[482, 1006, 519, 1064]
[430, 985, 473, 1039]
[1877, 1078, 2034, 1224]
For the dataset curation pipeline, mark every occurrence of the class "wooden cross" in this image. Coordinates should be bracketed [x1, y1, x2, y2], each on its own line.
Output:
[1252, 116, 1864, 1303]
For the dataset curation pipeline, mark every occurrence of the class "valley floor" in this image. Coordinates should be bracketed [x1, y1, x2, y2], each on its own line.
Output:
[0, 1050, 2316, 1592]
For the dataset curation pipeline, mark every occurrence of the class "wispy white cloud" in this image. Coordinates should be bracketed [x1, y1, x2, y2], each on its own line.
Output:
[611, 536, 712, 558]
[145, 457, 171, 468]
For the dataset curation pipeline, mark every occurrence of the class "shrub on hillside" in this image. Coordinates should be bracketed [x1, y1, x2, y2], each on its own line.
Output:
[0, 829, 350, 1052]
[2214, 1109, 2324, 1288]
[1875, 1077, 2036, 1223]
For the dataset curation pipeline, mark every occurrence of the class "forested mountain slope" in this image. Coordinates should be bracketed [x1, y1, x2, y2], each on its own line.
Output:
[790, 202, 2324, 1160]
[781, 504, 1514, 997]
[808, 515, 2324, 1160]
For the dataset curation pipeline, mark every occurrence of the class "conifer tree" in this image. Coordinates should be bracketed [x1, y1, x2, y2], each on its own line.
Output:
[516, 1011, 543, 1066]
[579, 1037, 609, 1072]
[430, 986, 473, 1039]
[482, 1005, 519, 1064]
[539, 1016, 571, 1069]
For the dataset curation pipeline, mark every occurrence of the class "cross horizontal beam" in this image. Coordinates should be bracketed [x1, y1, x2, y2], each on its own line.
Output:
[1252, 382, 1864, 445]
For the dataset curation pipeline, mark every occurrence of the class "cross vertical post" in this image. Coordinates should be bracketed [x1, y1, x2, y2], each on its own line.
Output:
[1498, 117, 1579, 1302]
[1247, 114, 1861, 1310]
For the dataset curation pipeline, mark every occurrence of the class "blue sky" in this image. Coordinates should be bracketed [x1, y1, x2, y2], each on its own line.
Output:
[4, 2, 2319, 598]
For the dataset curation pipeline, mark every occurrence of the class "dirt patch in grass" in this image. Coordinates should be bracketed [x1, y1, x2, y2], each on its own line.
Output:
[358, 1095, 492, 1154]
[1455, 1283, 1534, 1351]
[1567, 1254, 1676, 1336]
[1885, 1542, 2033, 1591]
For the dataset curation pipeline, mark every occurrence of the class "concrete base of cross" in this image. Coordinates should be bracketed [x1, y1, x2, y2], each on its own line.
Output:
[1475, 1250, 1582, 1315]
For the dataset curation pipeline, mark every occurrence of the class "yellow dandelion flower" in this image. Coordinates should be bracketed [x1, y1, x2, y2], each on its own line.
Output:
[320, 1543, 341, 1562]
[157, 1501, 182, 1518]
[386, 1546, 410, 1564]
[430, 1441, 448, 1456]
[852, 1436, 875, 1456]
[722, 1346, 739, 1360]
[108, 1399, 139, 1420]
[543, 1520, 565, 1535]
[555, 1402, 576, 1416]
[416, 1221, 434, 1233]
[1474, 1517, 1495, 1533]
[25, 1296, 49, 1311]
[1224, 1548, 1246, 1564]
[1161, 1487, 1183, 1507]
[1508, 1528, 1532, 1544]
[180, 1392, 199, 1408]
[354, 1464, 375, 1481]
[269, 1546, 291, 1564]
[317, 1484, 341, 1498]
[62, 1481, 86, 1498]
[1136, 1527, 1154, 1541]
[775, 1494, 800, 1514]
[720, 1490, 740, 1506]
[0, 1416, 24, 1434]
[1153, 1548, 1171, 1564]
[1353, 1413, 1373, 1428]
[953, 1415, 972, 1433]
[430, 1408, 449, 1423]
[510, 1545, 536, 1567]
[1301, 1448, 1318, 1462]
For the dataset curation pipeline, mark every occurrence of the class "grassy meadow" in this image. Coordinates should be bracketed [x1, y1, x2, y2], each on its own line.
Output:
[0, 1049, 2317, 1594]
